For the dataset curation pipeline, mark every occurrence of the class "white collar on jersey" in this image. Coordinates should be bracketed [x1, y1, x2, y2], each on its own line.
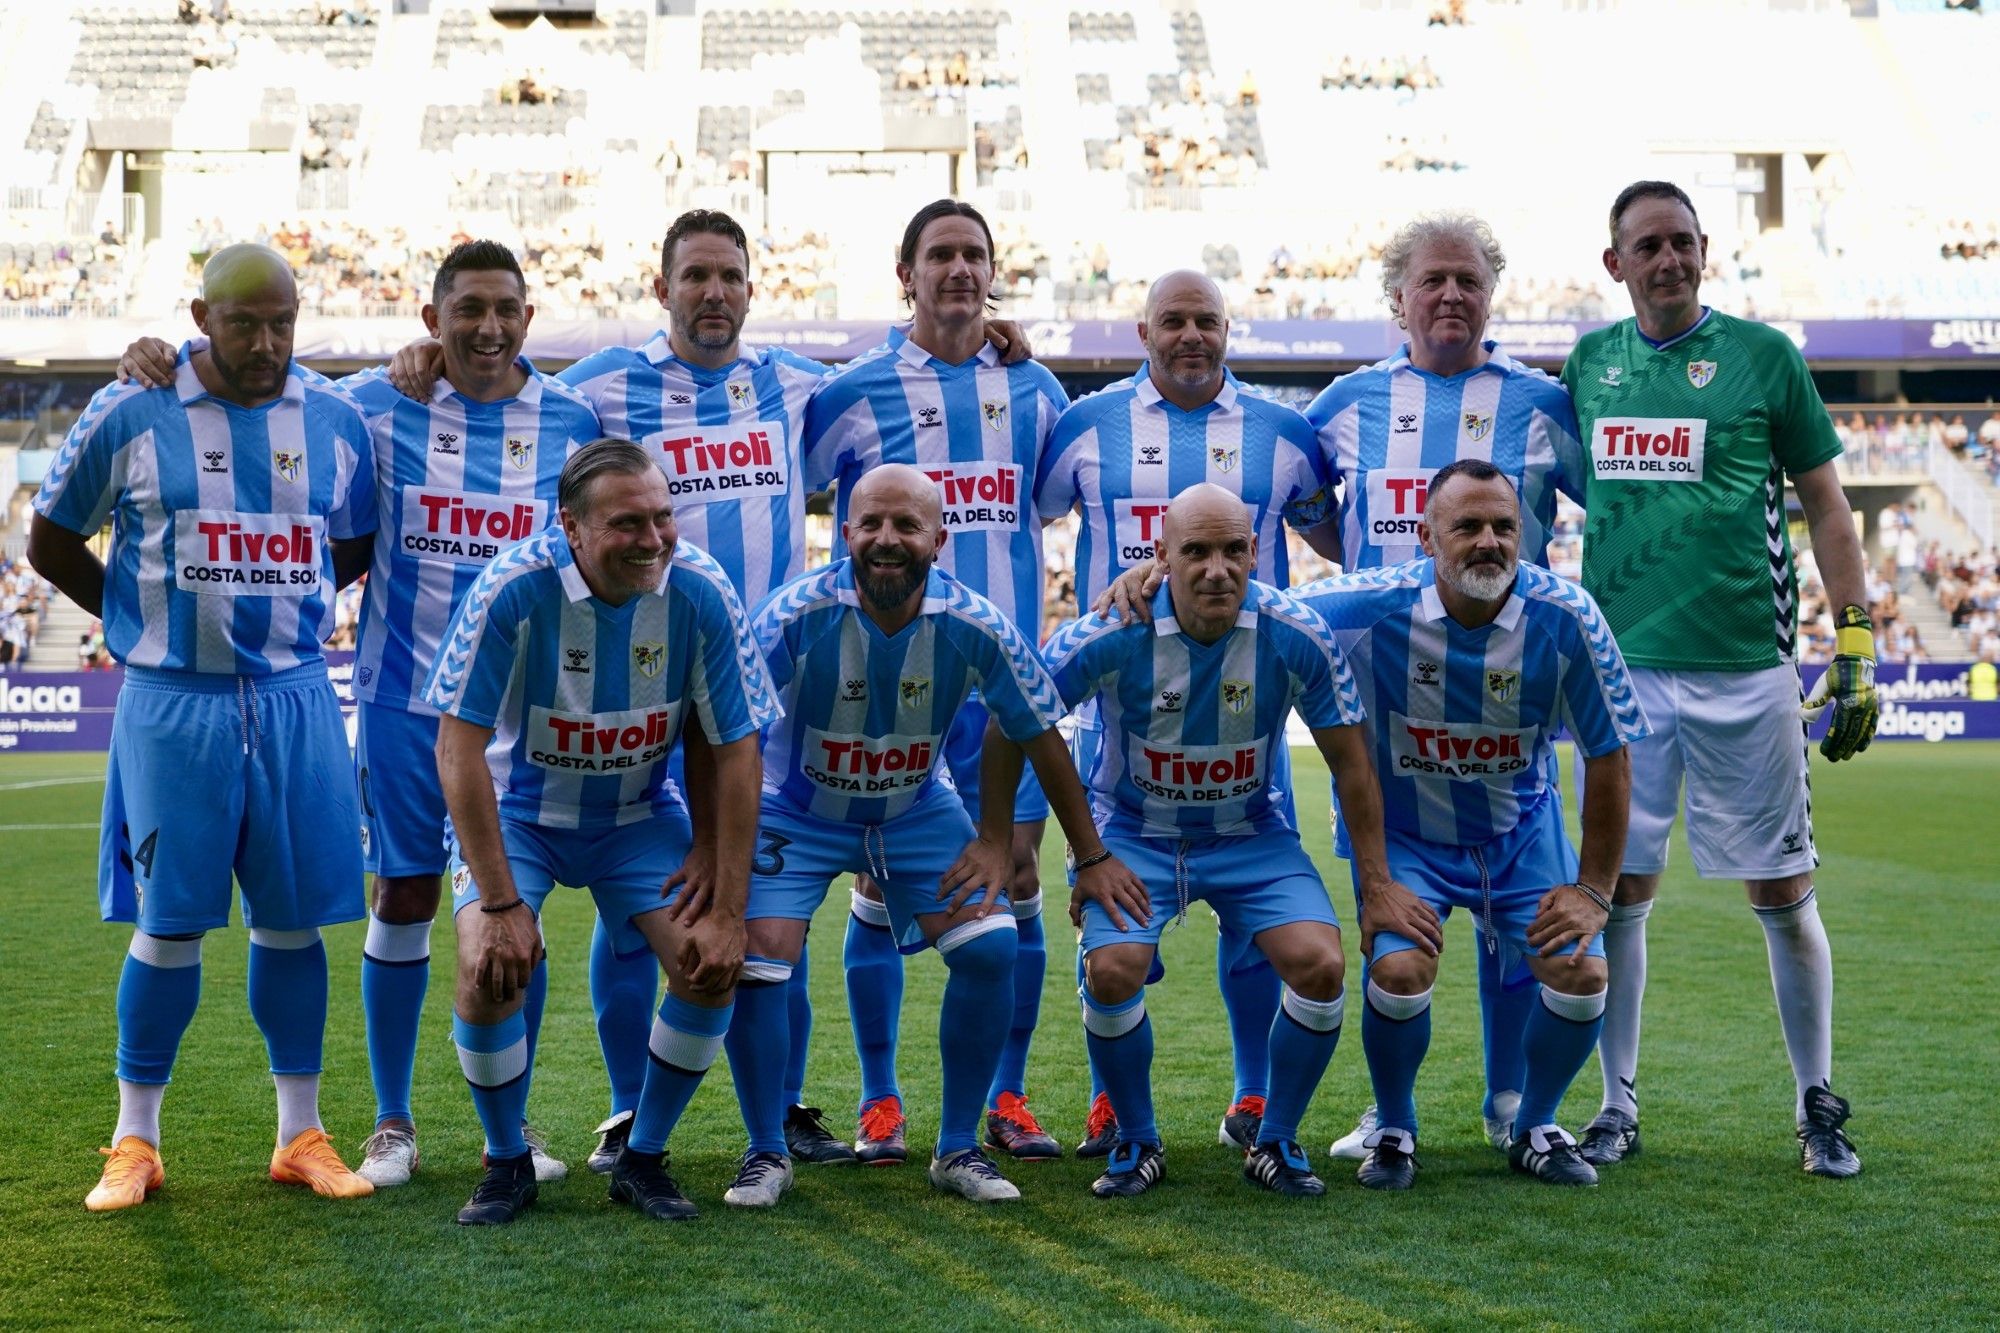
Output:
[173, 341, 306, 407]
[1418, 562, 1526, 631]
[1133, 365, 1237, 413]
[428, 357, 543, 408]
[640, 328, 759, 371]
[893, 328, 1001, 370]
[555, 533, 671, 604]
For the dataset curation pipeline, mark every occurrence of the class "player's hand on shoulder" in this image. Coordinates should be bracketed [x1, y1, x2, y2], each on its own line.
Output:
[939, 834, 1012, 918]
[1074, 854, 1150, 933]
[1093, 561, 1163, 624]
[117, 336, 177, 389]
[983, 318, 1034, 365]
[387, 338, 446, 401]
[1357, 876, 1441, 959]
[1527, 883, 1610, 961]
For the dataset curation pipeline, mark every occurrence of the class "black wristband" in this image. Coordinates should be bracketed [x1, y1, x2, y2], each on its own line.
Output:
[1571, 881, 1612, 913]
[478, 897, 528, 915]
[1073, 848, 1113, 872]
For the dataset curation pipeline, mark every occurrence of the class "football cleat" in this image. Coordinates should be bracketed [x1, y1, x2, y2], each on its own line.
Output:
[85, 1137, 164, 1213]
[723, 1150, 796, 1208]
[1483, 1090, 1521, 1153]
[1509, 1125, 1598, 1186]
[1091, 1141, 1166, 1198]
[1798, 1087, 1862, 1179]
[1075, 1092, 1119, 1159]
[785, 1104, 858, 1165]
[1328, 1103, 1380, 1161]
[929, 1147, 1020, 1203]
[455, 1152, 537, 1225]
[1577, 1108, 1641, 1167]
[521, 1123, 567, 1181]
[1243, 1140, 1326, 1197]
[587, 1110, 634, 1174]
[270, 1128, 374, 1199]
[855, 1096, 908, 1166]
[1355, 1128, 1419, 1191]
[608, 1148, 699, 1221]
[985, 1091, 1061, 1161]
[1217, 1094, 1266, 1152]
[356, 1123, 419, 1188]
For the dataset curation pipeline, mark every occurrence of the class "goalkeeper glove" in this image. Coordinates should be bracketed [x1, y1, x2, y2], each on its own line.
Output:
[1800, 605, 1877, 762]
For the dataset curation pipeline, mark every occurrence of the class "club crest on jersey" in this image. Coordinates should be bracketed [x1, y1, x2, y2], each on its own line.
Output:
[1462, 413, 1493, 443]
[1222, 679, 1252, 714]
[1686, 360, 1717, 390]
[899, 677, 931, 707]
[633, 641, 664, 678]
[727, 382, 752, 407]
[1210, 444, 1239, 473]
[1486, 668, 1520, 703]
[451, 865, 471, 896]
[506, 437, 534, 470]
[982, 400, 1007, 431]
[272, 450, 302, 483]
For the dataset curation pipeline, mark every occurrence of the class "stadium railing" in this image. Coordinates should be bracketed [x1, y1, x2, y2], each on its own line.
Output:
[1928, 440, 1997, 550]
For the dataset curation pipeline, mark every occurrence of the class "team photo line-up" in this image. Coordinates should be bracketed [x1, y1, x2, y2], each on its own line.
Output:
[29, 180, 1881, 1227]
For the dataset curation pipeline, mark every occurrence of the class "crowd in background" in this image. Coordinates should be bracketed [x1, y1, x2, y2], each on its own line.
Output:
[0, 557, 53, 671]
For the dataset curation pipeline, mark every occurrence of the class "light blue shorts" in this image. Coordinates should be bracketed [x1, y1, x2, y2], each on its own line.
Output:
[100, 663, 364, 935]
[448, 809, 694, 935]
[746, 781, 1000, 953]
[943, 695, 1049, 825]
[355, 700, 449, 878]
[1077, 825, 1338, 962]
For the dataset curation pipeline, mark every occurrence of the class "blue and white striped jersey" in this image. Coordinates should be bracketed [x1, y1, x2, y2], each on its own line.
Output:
[1296, 559, 1648, 848]
[1042, 580, 1365, 839]
[803, 328, 1067, 637]
[422, 531, 779, 832]
[1306, 342, 1585, 570]
[751, 560, 1065, 824]
[33, 349, 374, 675]
[1034, 367, 1332, 607]
[561, 332, 826, 605]
[343, 362, 602, 715]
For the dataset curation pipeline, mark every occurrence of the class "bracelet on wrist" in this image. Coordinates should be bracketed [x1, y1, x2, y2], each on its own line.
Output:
[1073, 848, 1113, 872]
[479, 897, 528, 915]
[1571, 881, 1612, 913]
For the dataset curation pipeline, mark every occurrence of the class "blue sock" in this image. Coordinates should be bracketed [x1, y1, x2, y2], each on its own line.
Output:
[115, 933, 203, 1085]
[1514, 987, 1608, 1133]
[844, 899, 904, 1110]
[1361, 980, 1433, 1136]
[1258, 988, 1345, 1146]
[629, 994, 733, 1155]
[1082, 984, 1156, 1147]
[1478, 943, 1535, 1117]
[589, 916, 657, 1118]
[723, 959, 792, 1156]
[936, 924, 1016, 1156]
[988, 900, 1045, 1105]
[521, 953, 549, 1107]
[360, 914, 430, 1127]
[1077, 944, 1103, 1101]
[247, 928, 327, 1076]
[1219, 932, 1278, 1101]
[454, 1010, 530, 1158]
[783, 941, 812, 1109]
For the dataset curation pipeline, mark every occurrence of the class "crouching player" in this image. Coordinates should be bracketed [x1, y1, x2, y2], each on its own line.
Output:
[1296, 459, 1647, 1187]
[725, 463, 1145, 1207]
[425, 439, 777, 1224]
[1044, 484, 1390, 1199]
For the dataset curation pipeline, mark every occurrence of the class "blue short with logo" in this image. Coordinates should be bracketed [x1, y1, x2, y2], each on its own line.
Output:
[448, 806, 694, 934]
[355, 700, 449, 878]
[943, 694, 1048, 824]
[1354, 790, 1600, 964]
[100, 662, 364, 935]
[745, 779, 1002, 954]
[1077, 822, 1338, 962]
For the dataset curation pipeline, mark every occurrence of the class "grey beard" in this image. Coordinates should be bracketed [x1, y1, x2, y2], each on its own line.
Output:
[1442, 559, 1514, 602]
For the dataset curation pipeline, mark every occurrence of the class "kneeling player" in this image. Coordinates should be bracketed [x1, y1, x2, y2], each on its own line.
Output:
[1297, 459, 1646, 1187]
[1044, 485, 1390, 1198]
[727, 464, 1144, 1207]
[426, 440, 776, 1224]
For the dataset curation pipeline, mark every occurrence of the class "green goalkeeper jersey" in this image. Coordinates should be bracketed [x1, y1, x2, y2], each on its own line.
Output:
[1560, 310, 1842, 672]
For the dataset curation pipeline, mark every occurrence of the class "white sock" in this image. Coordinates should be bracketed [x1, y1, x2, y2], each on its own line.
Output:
[114, 1080, 166, 1147]
[1598, 899, 1653, 1119]
[1755, 889, 1834, 1122]
[275, 1074, 324, 1145]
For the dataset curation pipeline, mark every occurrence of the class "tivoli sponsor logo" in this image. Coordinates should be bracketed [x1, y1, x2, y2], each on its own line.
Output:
[1363, 470, 1430, 543]
[1388, 711, 1536, 780]
[1112, 499, 1172, 564]
[174, 510, 323, 595]
[1590, 417, 1707, 482]
[649, 421, 787, 501]
[802, 729, 937, 793]
[921, 462, 1020, 532]
[1130, 739, 1265, 802]
[401, 487, 546, 566]
[526, 703, 680, 772]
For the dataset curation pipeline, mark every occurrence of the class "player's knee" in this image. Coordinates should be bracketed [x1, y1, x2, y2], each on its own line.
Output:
[1551, 955, 1607, 994]
[1368, 948, 1436, 995]
[1007, 855, 1042, 904]
[1083, 945, 1149, 1005]
[937, 916, 1016, 980]
[1281, 947, 1344, 1002]
[372, 873, 442, 923]
[1746, 873, 1813, 911]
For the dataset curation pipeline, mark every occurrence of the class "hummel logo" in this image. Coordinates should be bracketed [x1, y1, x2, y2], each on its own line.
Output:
[1394, 413, 1418, 433]
[842, 677, 867, 701]
[917, 406, 941, 428]
[433, 432, 461, 455]
[1599, 367, 1624, 387]
[1155, 689, 1183, 713]
[563, 648, 591, 673]
[669, 393, 691, 404]
[201, 450, 228, 473]
[1783, 831, 1802, 853]
[1414, 660, 1440, 685]
[1138, 444, 1163, 465]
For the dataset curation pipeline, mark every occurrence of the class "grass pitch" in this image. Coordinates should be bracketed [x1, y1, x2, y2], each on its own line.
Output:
[1, 745, 1996, 1331]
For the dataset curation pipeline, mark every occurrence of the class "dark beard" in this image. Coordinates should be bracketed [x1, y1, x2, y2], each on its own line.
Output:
[856, 557, 927, 610]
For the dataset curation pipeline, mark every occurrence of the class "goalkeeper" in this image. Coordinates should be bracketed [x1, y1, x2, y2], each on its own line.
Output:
[1560, 181, 1877, 1180]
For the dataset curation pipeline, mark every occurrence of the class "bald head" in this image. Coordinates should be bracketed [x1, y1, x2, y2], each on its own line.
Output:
[848, 462, 944, 527]
[1163, 483, 1252, 548]
[1159, 484, 1256, 642]
[199, 244, 296, 305]
[190, 243, 300, 407]
[1139, 270, 1228, 407]
[1143, 269, 1224, 324]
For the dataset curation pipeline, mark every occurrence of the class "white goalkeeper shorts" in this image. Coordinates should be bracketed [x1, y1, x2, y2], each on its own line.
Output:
[1588, 663, 1818, 881]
